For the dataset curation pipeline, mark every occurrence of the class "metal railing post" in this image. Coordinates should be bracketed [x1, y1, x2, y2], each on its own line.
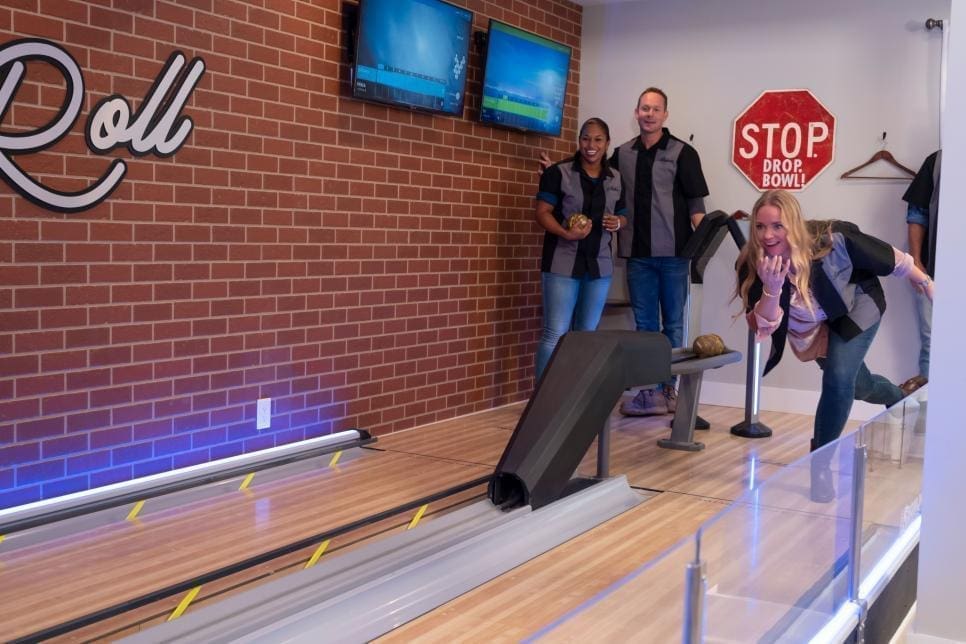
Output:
[848, 431, 868, 602]
[683, 532, 707, 644]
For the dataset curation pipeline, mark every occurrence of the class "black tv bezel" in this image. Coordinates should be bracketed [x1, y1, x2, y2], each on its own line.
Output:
[478, 19, 573, 138]
[350, 0, 474, 118]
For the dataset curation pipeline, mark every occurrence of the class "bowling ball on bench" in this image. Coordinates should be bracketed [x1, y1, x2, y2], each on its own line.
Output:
[693, 333, 726, 358]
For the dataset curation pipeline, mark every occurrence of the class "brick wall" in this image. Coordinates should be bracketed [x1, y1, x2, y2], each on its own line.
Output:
[0, 0, 582, 508]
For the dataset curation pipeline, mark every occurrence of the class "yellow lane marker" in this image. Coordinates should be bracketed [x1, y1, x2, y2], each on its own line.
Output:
[328, 450, 342, 468]
[0, 534, 5, 545]
[238, 472, 255, 491]
[304, 539, 331, 569]
[126, 500, 145, 522]
[407, 504, 428, 530]
[168, 585, 202, 621]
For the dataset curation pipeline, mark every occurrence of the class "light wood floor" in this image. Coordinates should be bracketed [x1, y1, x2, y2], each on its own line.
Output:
[0, 397, 887, 642]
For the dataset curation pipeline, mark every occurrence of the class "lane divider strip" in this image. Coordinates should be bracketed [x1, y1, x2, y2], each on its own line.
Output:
[407, 504, 428, 530]
[328, 450, 342, 467]
[126, 500, 145, 522]
[168, 585, 202, 621]
[304, 539, 331, 569]
[238, 473, 255, 491]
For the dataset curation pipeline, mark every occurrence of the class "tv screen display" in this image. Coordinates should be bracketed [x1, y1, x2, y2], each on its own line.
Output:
[479, 21, 572, 136]
[352, 0, 473, 116]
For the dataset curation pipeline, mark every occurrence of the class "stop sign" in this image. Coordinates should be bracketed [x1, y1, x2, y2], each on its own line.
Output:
[732, 89, 835, 191]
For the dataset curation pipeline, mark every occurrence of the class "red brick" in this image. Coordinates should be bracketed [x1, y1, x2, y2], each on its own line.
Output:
[65, 327, 110, 348]
[66, 409, 110, 433]
[42, 392, 89, 415]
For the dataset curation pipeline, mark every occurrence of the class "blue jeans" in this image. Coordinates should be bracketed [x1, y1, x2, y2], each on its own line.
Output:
[536, 272, 612, 380]
[915, 289, 932, 377]
[813, 321, 904, 448]
[626, 256, 690, 388]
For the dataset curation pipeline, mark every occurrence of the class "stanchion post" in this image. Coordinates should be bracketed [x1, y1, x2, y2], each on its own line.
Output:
[683, 533, 707, 644]
[730, 330, 773, 438]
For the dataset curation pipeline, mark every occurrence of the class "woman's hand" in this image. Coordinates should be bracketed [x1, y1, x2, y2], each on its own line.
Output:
[756, 254, 790, 295]
[562, 218, 592, 240]
[914, 276, 935, 302]
[602, 213, 624, 233]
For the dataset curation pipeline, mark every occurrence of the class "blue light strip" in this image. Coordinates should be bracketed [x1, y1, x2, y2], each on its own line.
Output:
[0, 429, 364, 522]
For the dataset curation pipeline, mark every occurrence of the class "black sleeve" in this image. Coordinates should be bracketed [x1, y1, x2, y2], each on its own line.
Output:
[838, 223, 896, 276]
[677, 145, 710, 199]
[902, 151, 938, 209]
[536, 164, 563, 205]
[609, 148, 620, 172]
[614, 175, 627, 215]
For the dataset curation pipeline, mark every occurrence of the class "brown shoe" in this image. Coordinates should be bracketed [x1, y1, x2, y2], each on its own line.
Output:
[899, 375, 927, 396]
[620, 389, 668, 416]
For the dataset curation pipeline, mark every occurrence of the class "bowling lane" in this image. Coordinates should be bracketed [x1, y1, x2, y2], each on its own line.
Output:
[0, 447, 489, 641]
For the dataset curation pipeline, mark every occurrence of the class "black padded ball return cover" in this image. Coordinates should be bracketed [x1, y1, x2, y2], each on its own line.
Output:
[489, 331, 670, 510]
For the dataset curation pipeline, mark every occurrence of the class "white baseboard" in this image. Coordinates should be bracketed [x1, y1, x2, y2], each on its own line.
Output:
[906, 631, 965, 644]
[700, 381, 884, 422]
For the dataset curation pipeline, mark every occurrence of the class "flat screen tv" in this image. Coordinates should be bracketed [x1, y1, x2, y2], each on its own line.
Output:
[351, 0, 473, 116]
[479, 21, 572, 136]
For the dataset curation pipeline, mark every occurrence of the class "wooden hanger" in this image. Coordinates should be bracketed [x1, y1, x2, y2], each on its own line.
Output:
[840, 133, 917, 179]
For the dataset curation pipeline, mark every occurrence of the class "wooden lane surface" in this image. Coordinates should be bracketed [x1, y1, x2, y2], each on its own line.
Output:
[575, 401, 835, 500]
[0, 449, 489, 641]
[374, 403, 519, 466]
[62, 485, 490, 642]
[538, 498, 848, 642]
[374, 399, 827, 502]
[377, 491, 728, 643]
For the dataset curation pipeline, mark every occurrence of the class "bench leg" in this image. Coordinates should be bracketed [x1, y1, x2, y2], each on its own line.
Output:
[657, 372, 705, 451]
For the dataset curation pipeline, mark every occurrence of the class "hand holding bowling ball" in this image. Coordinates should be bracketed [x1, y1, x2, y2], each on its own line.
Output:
[563, 213, 591, 240]
[567, 213, 590, 230]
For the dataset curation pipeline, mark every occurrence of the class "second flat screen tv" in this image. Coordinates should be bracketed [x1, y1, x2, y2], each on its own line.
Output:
[352, 0, 473, 116]
[480, 21, 572, 136]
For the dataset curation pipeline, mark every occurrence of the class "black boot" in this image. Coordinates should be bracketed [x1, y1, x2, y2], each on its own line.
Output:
[809, 438, 835, 503]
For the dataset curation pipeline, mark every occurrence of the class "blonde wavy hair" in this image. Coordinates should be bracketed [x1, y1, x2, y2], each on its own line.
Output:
[735, 190, 834, 312]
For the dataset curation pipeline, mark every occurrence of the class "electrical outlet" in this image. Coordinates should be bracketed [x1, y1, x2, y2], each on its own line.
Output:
[256, 397, 271, 429]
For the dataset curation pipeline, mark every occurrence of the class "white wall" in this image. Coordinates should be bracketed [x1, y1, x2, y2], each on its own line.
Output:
[580, 0, 949, 416]
[912, 3, 966, 640]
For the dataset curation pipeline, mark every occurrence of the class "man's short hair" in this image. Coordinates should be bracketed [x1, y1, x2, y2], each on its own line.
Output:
[637, 87, 668, 110]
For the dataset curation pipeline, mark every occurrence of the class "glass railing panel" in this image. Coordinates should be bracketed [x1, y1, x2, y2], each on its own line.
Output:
[859, 390, 927, 586]
[523, 533, 697, 642]
[701, 432, 860, 642]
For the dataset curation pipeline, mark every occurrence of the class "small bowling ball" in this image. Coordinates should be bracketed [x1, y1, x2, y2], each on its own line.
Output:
[567, 213, 590, 230]
[693, 333, 726, 358]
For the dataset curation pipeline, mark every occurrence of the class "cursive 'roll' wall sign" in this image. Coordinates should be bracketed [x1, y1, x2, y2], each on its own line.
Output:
[0, 38, 206, 213]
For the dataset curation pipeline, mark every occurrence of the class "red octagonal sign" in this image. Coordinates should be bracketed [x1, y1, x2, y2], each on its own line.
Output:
[732, 89, 835, 191]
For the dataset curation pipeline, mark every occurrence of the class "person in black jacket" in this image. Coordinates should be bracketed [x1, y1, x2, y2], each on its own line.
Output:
[735, 190, 933, 501]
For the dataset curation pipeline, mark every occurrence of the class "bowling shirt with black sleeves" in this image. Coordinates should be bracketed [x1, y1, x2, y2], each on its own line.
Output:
[536, 157, 626, 279]
[611, 128, 709, 259]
